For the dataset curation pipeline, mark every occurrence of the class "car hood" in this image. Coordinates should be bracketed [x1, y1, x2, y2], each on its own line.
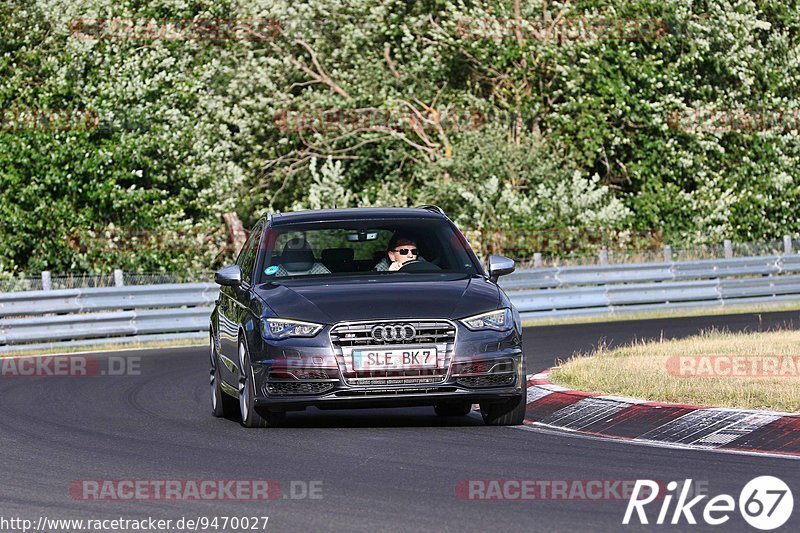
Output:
[254, 274, 501, 324]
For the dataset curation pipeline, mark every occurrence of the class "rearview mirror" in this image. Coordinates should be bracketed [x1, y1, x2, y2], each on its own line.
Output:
[488, 255, 515, 281]
[346, 230, 379, 242]
[215, 265, 243, 287]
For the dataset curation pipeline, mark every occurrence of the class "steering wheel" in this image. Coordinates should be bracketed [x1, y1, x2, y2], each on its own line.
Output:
[398, 259, 441, 272]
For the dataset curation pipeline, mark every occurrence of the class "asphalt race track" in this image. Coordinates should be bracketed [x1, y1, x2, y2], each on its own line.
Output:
[1, 311, 799, 532]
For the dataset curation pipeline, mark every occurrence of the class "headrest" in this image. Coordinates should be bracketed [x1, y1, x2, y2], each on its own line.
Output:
[282, 250, 315, 271]
[281, 238, 315, 271]
[283, 237, 310, 253]
[321, 248, 354, 263]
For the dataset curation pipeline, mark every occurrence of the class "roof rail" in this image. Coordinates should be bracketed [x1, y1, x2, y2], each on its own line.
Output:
[415, 205, 447, 216]
[260, 211, 275, 225]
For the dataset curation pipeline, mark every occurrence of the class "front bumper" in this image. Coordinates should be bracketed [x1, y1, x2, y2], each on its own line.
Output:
[253, 387, 523, 411]
[247, 320, 524, 412]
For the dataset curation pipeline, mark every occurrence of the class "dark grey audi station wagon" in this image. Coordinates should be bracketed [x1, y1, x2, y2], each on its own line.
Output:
[210, 206, 526, 427]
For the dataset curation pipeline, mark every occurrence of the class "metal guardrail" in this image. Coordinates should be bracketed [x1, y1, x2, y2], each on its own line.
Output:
[0, 284, 217, 352]
[499, 255, 800, 289]
[0, 283, 218, 317]
[500, 255, 800, 319]
[2, 254, 800, 352]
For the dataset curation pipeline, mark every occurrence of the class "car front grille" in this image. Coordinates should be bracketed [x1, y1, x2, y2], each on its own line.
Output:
[329, 320, 456, 386]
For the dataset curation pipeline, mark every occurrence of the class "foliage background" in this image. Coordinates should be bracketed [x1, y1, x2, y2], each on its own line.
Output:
[2, 0, 799, 276]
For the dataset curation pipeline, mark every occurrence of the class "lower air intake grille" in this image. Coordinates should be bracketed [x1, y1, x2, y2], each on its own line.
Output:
[265, 382, 335, 395]
[456, 374, 515, 388]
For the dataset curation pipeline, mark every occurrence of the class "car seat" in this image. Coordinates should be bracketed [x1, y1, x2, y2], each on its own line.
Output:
[276, 238, 331, 276]
[321, 248, 354, 273]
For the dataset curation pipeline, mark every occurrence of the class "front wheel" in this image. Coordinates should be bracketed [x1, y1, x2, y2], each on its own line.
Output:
[480, 394, 526, 426]
[238, 340, 284, 428]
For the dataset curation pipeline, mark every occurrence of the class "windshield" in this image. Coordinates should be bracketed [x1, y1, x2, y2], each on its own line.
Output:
[257, 219, 481, 282]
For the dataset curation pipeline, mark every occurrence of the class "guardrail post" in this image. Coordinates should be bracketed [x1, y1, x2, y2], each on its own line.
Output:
[784, 235, 793, 255]
[114, 269, 124, 287]
[663, 245, 672, 262]
[41, 271, 51, 291]
[723, 239, 733, 258]
[598, 248, 608, 265]
[533, 253, 542, 268]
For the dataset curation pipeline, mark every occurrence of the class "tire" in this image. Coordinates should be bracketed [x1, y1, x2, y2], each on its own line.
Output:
[480, 394, 526, 426]
[433, 401, 473, 417]
[210, 333, 237, 418]
[238, 339, 285, 428]
[480, 358, 528, 426]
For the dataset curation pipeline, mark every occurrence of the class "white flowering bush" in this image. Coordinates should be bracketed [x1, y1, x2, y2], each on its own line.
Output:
[412, 124, 631, 257]
[1, 0, 269, 272]
[2, 0, 800, 274]
[293, 157, 353, 210]
[536, 171, 632, 228]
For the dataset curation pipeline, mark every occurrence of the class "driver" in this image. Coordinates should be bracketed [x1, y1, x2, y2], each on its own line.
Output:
[387, 236, 419, 271]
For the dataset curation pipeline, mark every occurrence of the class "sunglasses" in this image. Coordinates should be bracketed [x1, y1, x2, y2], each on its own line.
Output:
[394, 248, 418, 255]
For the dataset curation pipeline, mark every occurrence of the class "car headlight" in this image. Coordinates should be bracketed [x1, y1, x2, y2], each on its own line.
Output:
[261, 318, 323, 340]
[460, 308, 513, 331]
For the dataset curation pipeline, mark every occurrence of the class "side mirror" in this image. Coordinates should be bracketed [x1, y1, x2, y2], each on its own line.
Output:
[215, 265, 243, 287]
[488, 255, 515, 282]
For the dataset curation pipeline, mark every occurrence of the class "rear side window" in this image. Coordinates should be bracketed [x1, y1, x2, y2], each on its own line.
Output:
[237, 222, 263, 285]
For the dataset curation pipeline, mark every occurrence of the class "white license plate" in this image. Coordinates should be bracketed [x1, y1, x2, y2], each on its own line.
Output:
[351, 347, 438, 371]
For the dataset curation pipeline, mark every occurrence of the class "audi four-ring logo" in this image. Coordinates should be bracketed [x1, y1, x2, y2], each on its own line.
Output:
[371, 324, 416, 341]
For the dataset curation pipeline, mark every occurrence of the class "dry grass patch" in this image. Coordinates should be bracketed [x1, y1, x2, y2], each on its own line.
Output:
[549, 329, 800, 413]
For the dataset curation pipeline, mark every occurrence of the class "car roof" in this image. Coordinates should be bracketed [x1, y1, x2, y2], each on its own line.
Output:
[268, 207, 447, 226]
